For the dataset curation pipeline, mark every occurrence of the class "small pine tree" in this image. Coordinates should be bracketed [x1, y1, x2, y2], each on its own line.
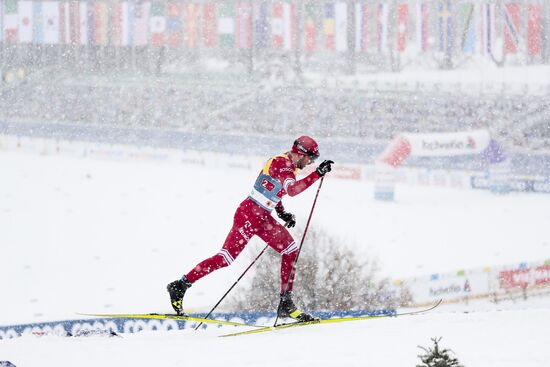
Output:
[416, 337, 464, 367]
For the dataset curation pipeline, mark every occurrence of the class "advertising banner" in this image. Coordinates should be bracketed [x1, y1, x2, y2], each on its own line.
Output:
[406, 130, 491, 157]
[401, 260, 550, 305]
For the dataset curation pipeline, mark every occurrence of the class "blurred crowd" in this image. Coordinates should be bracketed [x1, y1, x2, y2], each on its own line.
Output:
[1, 69, 549, 151]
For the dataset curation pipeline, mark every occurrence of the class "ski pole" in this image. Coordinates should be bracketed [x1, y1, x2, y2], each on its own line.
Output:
[274, 176, 325, 327]
[194, 244, 270, 330]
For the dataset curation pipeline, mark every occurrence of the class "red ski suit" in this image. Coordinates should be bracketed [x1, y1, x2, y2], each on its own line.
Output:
[185, 154, 321, 293]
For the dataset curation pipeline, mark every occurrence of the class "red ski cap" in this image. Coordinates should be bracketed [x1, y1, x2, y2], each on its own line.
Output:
[292, 136, 320, 161]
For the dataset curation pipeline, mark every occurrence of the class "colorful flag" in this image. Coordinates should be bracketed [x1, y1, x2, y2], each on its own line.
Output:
[150, 1, 166, 46]
[218, 2, 234, 48]
[111, 1, 123, 46]
[527, 4, 541, 56]
[33, 1, 43, 44]
[203, 3, 216, 48]
[438, 0, 452, 54]
[503, 3, 520, 54]
[377, 3, 388, 53]
[397, 4, 408, 53]
[0, 1, 3, 42]
[457, 3, 475, 54]
[93, 1, 108, 46]
[166, 1, 182, 48]
[355, 2, 368, 52]
[58, 1, 69, 45]
[236, 2, 251, 49]
[480, 3, 495, 55]
[59, 1, 71, 44]
[324, 3, 335, 50]
[0, 1, 2, 42]
[253, 2, 268, 49]
[79, 1, 89, 45]
[272, 2, 283, 48]
[334, 2, 347, 52]
[44, 1, 60, 44]
[86, 1, 94, 45]
[304, 2, 316, 52]
[123, 2, 134, 46]
[183, 3, 199, 48]
[110, 1, 133, 47]
[68, 1, 79, 45]
[133, 1, 150, 46]
[3, 0, 18, 43]
[18, 1, 33, 43]
[282, 2, 296, 50]
[416, 2, 429, 52]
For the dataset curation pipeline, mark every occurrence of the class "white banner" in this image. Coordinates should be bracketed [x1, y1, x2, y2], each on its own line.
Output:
[405, 269, 491, 304]
[404, 130, 491, 157]
[399, 259, 550, 305]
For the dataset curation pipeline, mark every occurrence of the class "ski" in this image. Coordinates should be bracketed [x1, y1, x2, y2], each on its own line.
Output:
[78, 313, 263, 328]
[219, 299, 443, 337]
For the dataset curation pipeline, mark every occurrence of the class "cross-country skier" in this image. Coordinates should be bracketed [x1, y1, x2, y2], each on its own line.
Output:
[167, 136, 333, 322]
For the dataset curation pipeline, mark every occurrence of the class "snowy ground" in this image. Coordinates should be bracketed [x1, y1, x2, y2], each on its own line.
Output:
[1, 149, 549, 366]
[1, 300, 549, 367]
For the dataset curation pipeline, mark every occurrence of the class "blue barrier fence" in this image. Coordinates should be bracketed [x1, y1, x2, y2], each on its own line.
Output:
[0, 309, 394, 340]
[2, 120, 549, 176]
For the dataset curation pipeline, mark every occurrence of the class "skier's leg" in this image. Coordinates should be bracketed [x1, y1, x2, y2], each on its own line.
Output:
[257, 218, 298, 293]
[185, 225, 250, 282]
[168, 226, 249, 314]
[258, 217, 317, 322]
[168, 205, 255, 314]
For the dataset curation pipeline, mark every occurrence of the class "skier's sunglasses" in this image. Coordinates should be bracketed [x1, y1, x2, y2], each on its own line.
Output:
[294, 141, 319, 162]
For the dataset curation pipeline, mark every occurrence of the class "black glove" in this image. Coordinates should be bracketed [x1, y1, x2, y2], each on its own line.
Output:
[277, 211, 296, 228]
[316, 160, 334, 177]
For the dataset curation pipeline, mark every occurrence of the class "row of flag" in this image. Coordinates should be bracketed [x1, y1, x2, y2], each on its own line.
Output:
[437, 0, 543, 57]
[0, 1, 546, 57]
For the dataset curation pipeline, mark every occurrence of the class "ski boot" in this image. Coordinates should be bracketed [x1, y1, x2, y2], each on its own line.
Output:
[166, 277, 192, 315]
[277, 291, 318, 322]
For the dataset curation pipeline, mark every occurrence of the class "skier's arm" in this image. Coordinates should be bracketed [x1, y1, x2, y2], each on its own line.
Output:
[283, 160, 334, 196]
[284, 171, 321, 197]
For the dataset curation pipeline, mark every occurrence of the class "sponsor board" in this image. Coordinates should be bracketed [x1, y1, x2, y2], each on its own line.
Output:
[471, 175, 550, 193]
[405, 269, 487, 304]
[406, 130, 491, 157]
[499, 264, 550, 289]
[0, 310, 393, 340]
[400, 259, 550, 305]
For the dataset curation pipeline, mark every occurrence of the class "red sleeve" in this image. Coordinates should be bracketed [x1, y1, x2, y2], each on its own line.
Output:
[270, 156, 321, 197]
[285, 171, 321, 197]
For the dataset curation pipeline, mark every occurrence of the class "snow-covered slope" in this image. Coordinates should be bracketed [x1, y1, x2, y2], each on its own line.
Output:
[1, 302, 549, 367]
[1, 148, 550, 367]
[1, 150, 549, 325]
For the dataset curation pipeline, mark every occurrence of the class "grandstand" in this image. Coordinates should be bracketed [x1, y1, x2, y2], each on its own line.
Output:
[1, 0, 549, 158]
[1, 64, 548, 153]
